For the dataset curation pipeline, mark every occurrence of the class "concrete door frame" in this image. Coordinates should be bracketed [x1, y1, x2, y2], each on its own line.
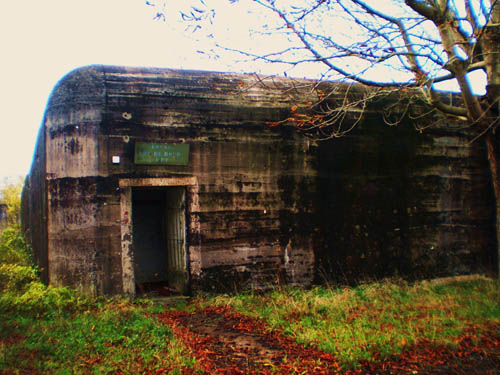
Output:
[119, 177, 199, 296]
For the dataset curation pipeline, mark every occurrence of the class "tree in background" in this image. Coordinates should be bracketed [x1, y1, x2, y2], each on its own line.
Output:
[0, 181, 30, 265]
[0, 181, 23, 227]
[151, 0, 500, 277]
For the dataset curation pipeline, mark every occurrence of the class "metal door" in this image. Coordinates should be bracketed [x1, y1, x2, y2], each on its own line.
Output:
[132, 189, 168, 285]
[164, 187, 187, 293]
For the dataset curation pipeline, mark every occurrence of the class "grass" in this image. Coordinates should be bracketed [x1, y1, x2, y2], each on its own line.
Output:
[2, 219, 499, 372]
[0, 267, 199, 375]
[0, 227, 198, 375]
[4, 271, 498, 374]
[202, 277, 500, 368]
[0, 225, 32, 266]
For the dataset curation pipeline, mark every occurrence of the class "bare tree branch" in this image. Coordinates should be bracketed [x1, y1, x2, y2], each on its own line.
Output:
[155, 0, 500, 289]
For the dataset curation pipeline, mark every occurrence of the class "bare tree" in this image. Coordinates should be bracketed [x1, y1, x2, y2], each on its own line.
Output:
[151, 0, 500, 281]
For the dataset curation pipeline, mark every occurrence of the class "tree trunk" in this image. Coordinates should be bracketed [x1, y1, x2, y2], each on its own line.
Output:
[482, 1, 500, 296]
[486, 133, 500, 297]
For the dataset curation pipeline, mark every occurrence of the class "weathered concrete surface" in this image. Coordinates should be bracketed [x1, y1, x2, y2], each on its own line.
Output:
[22, 65, 495, 295]
[21, 123, 48, 283]
[315, 116, 494, 284]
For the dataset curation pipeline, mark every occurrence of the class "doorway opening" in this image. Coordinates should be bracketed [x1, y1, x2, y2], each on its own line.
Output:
[132, 187, 187, 296]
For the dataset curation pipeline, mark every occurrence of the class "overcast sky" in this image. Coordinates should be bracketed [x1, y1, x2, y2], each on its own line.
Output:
[0, 0, 486, 183]
[0, 0, 260, 181]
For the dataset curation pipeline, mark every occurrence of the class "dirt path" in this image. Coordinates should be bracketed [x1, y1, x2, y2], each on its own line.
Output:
[158, 306, 342, 374]
[157, 305, 500, 375]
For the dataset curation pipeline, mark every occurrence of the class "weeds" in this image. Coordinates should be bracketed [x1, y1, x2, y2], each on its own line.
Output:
[0, 225, 32, 266]
[0, 227, 197, 375]
[204, 278, 500, 369]
[2, 203, 499, 372]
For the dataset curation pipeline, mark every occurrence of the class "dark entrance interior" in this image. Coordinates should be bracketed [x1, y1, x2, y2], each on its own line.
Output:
[132, 187, 188, 296]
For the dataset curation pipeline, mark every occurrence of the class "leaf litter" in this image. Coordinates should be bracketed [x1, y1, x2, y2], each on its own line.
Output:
[157, 305, 500, 374]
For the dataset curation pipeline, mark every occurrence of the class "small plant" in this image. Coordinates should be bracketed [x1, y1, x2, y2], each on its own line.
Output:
[0, 179, 199, 374]
[0, 180, 33, 266]
[203, 278, 500, 369]
[1, 243, 196, 374]
[1, 274, 197, 374]
[0, 225, 32, 266]
[0, 180, 23, 228]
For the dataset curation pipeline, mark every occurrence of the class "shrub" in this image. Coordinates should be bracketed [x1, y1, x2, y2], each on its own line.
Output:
[0, 180, 23, 227]
[0, 263, 38, 292]
[0, 225, 32, 266]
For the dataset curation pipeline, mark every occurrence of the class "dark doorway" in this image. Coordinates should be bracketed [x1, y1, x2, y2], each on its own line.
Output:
[132, 187, 188, 296]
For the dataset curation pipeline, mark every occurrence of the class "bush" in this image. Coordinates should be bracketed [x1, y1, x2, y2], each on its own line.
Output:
[0, 263, 38, 292]
[0, 181, 29, 265]
[0, 225, 32, 266]
[0, 263, 186, 375]
[0, 262, 91, 316]
[0, 180, 23, 227]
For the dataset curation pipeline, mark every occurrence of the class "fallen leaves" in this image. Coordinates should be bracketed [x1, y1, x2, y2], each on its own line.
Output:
[157, 306, 500, 375]
[158, 306, 343, 374]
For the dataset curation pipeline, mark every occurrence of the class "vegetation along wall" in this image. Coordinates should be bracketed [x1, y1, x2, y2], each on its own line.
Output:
[0, 204, 8, 233]
[21, 65, 495, 296]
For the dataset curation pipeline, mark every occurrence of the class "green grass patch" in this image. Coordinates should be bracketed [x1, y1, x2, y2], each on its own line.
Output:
[203, 278, 500, 369]
[0, 226, 197, 375]
[3, 219, 499, 372]
[0, 225, 32, 266]
[0, 267, 197, 374]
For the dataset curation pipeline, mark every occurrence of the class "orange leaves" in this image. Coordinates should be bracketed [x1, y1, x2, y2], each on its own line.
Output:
[158, 306, 343, 374]
[266, 121, 282, 127]
[266, 102, 326, 129]
[287, 109, 325, 128]
[266, 114, 326, 129]
[157, 306, 500, 374]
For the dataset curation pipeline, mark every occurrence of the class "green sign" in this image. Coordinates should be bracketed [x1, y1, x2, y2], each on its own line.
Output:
[134, 143, 190, 165]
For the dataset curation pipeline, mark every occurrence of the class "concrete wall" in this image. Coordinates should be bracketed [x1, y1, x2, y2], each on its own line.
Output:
[315, 114, 494, 283]
[21, 124, 48, 282]
[22, 65, 495, 295]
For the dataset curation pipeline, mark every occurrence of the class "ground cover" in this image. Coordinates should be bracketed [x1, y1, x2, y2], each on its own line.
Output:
[1, 224, 500, 374]
[0, 263, 197, 375]
[159, 303, 500, 374]
[158, 279, 500, 374]
[200, 278, 500, 369]
[0, 225, 197, 375]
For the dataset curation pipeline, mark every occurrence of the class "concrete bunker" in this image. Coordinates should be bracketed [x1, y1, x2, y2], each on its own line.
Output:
[132, 187, 187, 294]
[119, 177, 199, 296]
[22, 65, 496, 296]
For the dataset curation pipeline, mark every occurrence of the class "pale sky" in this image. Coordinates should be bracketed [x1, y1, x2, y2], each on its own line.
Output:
[0, 0, 263, 180]
[0, 0, 486, 183]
